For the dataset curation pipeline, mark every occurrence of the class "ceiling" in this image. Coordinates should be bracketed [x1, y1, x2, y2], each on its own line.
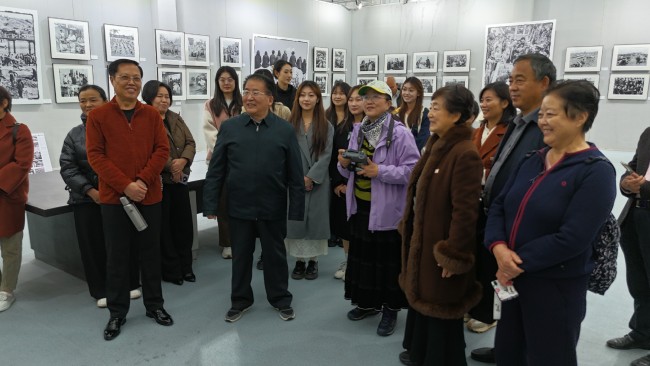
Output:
[318, 0, 429, 11]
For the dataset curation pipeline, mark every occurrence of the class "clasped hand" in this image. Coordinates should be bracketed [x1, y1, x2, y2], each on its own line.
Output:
[492, 243, 524, 286]
[124, 179, 147, 202]
[622, 172, 646, 194]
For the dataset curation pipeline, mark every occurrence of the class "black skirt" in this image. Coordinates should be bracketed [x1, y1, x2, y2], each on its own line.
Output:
[402, 308, 467, 366]
[329, 191, 350, 240]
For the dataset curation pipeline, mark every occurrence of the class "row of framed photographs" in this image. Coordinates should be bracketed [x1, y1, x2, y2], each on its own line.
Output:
[355, 50, 471, 75]
[314, 73, 467, 97]
[565, 44, 650, 72]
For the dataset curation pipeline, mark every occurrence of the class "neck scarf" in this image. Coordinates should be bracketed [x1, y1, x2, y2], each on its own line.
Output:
[361, 112, 388, 148]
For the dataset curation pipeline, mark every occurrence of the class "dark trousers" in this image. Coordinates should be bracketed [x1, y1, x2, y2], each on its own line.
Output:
[217, 186, 231, 248]
[73, 203, 139, 299]
[228, 217, 292, 310]
[160, 183, 194, 279]
[469, 205, 498, 323]
[620, 207, 650, 340]
[102, 203, 164, 318]
[495, 275, 588, 366]
[403, 307, 467, 366]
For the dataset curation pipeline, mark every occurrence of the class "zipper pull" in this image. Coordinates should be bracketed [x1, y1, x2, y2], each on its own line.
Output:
[256, 124, 259, 132]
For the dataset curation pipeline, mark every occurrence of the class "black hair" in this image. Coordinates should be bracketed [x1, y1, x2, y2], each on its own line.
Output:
[0, 85, 12, 112]
[273, 60, 292, 79]
[244, 74, 275, 100]
[141, 80, 172, 105]
[210, 66, 243, 117]
[325, 81, 351, 126]
[254, 69, 278, 112]
[479, 81, 517, 124]
[107, 59, 143, 77]
[471, 100, 480, 119]
[431, 84, 475, 125]
[546, 79, 600, 132]
[513, 53, 557, 84]
[78, 84, 108, 101]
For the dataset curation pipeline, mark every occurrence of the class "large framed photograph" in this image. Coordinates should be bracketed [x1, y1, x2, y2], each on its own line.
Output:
[564, 46, 603, 73]
[184, 33, 209, 67]
[52, 64, 93, 103]
[0, 7, 44, 104]
[252, 34, 309, 87]
[483, 20, 556, 85]
[357, 55, 378, 75]
[333, 48, 346, 72]
[561, 74, 600, 89]
[607, 74, 649, 100]
[157, 67, 186, 100]
[314, 47, 329, 72]
[413, 52, 438, 74]
[420, 76, 437, 97]
[314, 73, 329, 96]
[186, 68, 211, 100]
[103, 24, 139, 62]
[442, 75, 469, 88]
[219, 37, 241, 67]
[332, 73, 346, 87]
[611, 44, 650, 71]
[384, 53, 407, 74]
[48, 18, 90, 60]
[443, 50, 470, 73]
[357, 77, 377, 86]
[155, 29, 185, 66]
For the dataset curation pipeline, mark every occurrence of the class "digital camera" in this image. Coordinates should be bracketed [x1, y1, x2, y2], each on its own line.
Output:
[343, 149, 367, 171]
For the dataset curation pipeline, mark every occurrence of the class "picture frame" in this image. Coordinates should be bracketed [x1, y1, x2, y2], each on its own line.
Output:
[184, 33, 209, 67]
[252, 34, 309, 87]
[220, 37, 242, 67]
[611, 44, 650, 71]
[48, 17, 91, 60]
[314, 47, 329, 72]
[357, 55, 378, 75]
[442, 75, 469, 88]
[357, 77, 377, 86]
[103, 24, 140, 62]
[419, 76, 437, 96]
[607, 74, 649, 100]
[443, 50, 471, 73]
[155, 29, 185, 66]
[561, 74, 600, 89]
[157, 67, 187, 100]
[413, 52, 438, 74]
[332, 73, 346, 87]
[52, 64, 93, 103]
[384, 53, 407, 74]
[186, 68, 211, 100]
[333, 48, 346, 72]
[564, 46, 603, 73]
[314, 73, 329, 96]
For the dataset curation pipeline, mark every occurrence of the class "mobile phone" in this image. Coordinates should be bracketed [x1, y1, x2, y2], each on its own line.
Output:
[620, 161, 634, 174]
[491, 280, 519, 302]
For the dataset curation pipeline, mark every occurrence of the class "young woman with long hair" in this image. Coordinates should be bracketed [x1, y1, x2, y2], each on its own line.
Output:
[395, 77, 430, 151]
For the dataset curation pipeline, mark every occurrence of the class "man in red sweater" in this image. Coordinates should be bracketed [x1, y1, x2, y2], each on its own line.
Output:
[86, 59, 172, 341]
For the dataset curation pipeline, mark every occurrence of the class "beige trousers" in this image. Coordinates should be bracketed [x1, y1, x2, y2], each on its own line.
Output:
[0, 231, 23, 292]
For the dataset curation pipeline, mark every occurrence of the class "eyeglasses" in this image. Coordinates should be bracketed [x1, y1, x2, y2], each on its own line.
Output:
[242, 90, 269, 97]
[362, 94, 387, 102]
[115, 75, 142, 83]
[218, 77, 235, 84]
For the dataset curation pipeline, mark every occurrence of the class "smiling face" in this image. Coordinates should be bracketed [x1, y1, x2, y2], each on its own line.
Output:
[331, 86, 347, 107]
[400, 82, 419, 104]
[111, 63, 142, 103]
[78, 88, 106, 116]
[509, 60, 548, 116]
[428, 96, 460, 137]
[348, 89, 364, 118]
[243, 78, 273, 121]
[363, 90, 391, 120]
[151, 86, 170, 116]
[538, 93, 586, 149]
[298, 85, 319, 112]
[480, 89, 508, 122]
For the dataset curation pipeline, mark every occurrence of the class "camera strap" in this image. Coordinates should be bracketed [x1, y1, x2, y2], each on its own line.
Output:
[356, 116, 395, 149]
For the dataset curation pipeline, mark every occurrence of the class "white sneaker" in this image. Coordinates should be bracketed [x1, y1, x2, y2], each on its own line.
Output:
[466, 319, 497, 333]
[96, 298, 107, 308]
[130, 289, 142, 300]
[222, 247, 232, 259]
[0, 291, 16, 312]
[334, 261, 347, 280]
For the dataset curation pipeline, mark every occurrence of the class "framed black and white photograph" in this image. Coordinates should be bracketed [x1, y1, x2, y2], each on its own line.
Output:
[384, 76, 406, 91]
[562, 74, 600, 89]
[184, 33, 209, 67]
[443, 50, 470, 73]
[564, 46, 603, 73]
[314, 47, 329, 72]
[52, 64, 93, 103]
[157, 67, 186, 100]
[607, 74, 649, 100]
[220, 37, 241, 67]
[333, 48, 346, 72]
[155, 29, 185, 66]
[442, 75, 469, 88]
[103, 24, 139, 62]
[384, 53, 407, 74]
[0, 6, 44, 103]
[252, 34, 309, 87]
[357, 77, 377, 86]
[357, 55, 378, 75]
[420, 76, 437, 97]
[332, 73, 346, 87]
[483, 20, 556, 85]
[186, 68, 210, 100]
[413, 52, 438, 74]
[48, 18, 90, 60]
[314, 73, 329, 96]
[611, 44, 650, 72]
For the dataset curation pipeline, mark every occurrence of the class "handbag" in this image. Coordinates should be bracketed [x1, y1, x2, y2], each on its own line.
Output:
[588, 212, 620, 295]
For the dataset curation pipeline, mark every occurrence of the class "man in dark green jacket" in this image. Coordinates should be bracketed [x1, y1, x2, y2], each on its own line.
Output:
[203, 74, 304, 323]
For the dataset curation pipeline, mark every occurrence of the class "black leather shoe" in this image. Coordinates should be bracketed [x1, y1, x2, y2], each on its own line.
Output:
[607, 334, 650, 350]
[256, 255, 264, 270]
[399, 351, 418, 366]
[470, 347, 496, 363]
[305, 260, 318, 280]
[162, 277, 183, 286]
[183, 273, 196, 282]
[632, 354, 650, 366]
[146, 308, 174, 326]
[103, 317, 126, 341]
[291, 261, 306, 280]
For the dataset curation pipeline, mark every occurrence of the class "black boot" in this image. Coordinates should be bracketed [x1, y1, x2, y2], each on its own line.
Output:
[291, 261, 306, 280]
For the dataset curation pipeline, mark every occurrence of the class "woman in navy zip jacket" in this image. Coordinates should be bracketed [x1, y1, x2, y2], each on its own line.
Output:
[484, 80, 616, 366]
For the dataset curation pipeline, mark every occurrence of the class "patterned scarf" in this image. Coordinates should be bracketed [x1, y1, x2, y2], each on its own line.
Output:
[360, 112, 388, 148]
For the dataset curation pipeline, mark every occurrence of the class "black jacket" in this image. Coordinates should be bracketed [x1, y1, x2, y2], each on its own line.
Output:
[60, 116, 98, 205]
[203, 112, 305, 221]
[276, 83, 296, 111]
[619, 127, 650, 224]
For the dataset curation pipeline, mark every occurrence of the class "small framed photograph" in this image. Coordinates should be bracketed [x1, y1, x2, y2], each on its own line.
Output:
[220, 37, 242, 67]
[357, 55, 378, 75]
[419, 76, 437, 97]
[314, 73, 329, 96]
[442, 75, 469, 88]
[357, 77, 377, 86]
[52, 64, 93, 103]
[104, 24, 139, 62]
[314, 47, 329, 72]
[155, 29, 185, 66]
[607, 74, 649, 100]
[332, 73, 346, 88]
[158, 67, 186, 100]
[48, 18, 90, 60]
[443, 50, 471, 73]
[384, 53, 407, 74]
[186, 68, 211, 100]
[611, 44, 650, 71]
[413, 52, 438, 74]
[333, 48, 346, 72]
[562, 74, 600, 89]
[184, 33, 209, 67]
[564, 46, 603, 73]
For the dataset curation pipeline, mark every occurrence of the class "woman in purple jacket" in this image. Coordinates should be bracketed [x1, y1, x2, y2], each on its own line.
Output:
[337, 80, 420, 337]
